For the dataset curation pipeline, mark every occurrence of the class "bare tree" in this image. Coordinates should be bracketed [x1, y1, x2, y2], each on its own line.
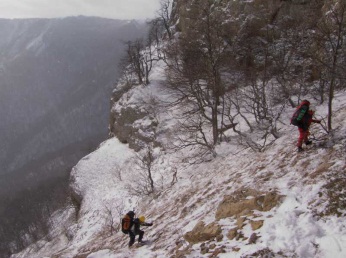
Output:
[157, 0, 172, 40]
[147, 18, 165, 48]
[142, 46, 155, 85]
[164, 0, 236, 153]
[122, 39, 145, 84]
[127, 145, 156, 196]
[120, 37, 159, 85]
[173, 112, 216, 158]
[104, 204, 115, 236]
[313, 1, 346, 131]
[103, 200, 126, 235]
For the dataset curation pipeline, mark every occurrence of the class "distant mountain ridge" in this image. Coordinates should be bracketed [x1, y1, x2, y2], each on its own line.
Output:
[0, 16, 149, 214]
[0, 16, 147, 176]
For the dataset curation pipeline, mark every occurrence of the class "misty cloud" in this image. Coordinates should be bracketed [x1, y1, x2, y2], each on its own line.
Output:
[0, 0, 160, 19]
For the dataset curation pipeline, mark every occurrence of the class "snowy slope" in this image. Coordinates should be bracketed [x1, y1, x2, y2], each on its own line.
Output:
[11, 54, 346, 258]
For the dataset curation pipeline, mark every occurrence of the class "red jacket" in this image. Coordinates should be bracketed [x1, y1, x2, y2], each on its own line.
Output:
[307, 110, 320, 126]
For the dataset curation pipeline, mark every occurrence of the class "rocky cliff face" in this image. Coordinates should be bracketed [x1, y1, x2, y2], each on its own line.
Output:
[109, 83, 161, 151]
[171, 0, 323, 35]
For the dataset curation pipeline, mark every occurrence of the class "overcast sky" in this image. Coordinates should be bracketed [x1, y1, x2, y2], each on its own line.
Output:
[0, 0, 161, 20]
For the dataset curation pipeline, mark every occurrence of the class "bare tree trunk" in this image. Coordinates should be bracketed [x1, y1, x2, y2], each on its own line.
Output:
[327, 2, 345, 131]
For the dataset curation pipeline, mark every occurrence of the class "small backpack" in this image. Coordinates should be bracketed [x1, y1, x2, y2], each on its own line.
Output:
[121, 214, 132, 234]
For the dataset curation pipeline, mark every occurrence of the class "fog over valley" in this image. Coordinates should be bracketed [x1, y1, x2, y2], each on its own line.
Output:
[0, 16, 148, 254]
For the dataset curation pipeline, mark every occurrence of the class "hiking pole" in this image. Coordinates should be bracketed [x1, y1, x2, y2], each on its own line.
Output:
[319, 121, 329, 134]
[316, 116, 329, 134]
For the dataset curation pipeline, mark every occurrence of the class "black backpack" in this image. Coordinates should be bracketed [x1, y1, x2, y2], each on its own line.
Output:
[121, 214, 132, 234]
[290, 108, 301, 126]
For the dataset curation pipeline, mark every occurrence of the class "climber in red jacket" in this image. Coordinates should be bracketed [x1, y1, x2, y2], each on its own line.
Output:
[291, 100, 321, 152]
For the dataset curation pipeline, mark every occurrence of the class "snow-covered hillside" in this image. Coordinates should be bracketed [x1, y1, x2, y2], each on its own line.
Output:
[12, 55, 346, 257]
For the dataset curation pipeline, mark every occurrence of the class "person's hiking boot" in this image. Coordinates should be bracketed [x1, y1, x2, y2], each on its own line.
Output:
[305, 140, 312, 145]
[137, 240, 146, 246]
[298, 147, 304, 152]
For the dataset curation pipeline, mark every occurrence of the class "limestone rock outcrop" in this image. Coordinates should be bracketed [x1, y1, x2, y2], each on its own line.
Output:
[184, 221, 222, 244]
[216, 189, 284, 220]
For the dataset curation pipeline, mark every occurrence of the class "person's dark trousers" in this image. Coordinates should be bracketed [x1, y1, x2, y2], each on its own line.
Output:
[129, 231, 136, 247]
[138, 230, 144, 242]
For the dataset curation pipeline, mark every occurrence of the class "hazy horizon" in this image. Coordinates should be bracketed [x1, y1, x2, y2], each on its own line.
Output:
[0, 0, 161, 20]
